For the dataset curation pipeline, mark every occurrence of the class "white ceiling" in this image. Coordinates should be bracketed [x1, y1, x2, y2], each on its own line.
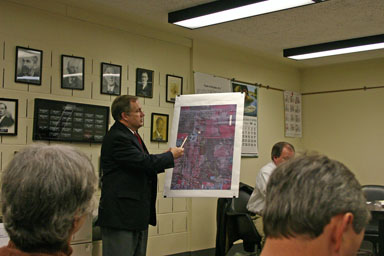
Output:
[55, 0, 384, 68]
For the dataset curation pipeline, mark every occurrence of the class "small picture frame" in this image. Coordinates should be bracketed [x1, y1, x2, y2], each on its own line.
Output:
[101, 63, 122, 96]
[136, 68, 153, 98]
[61, 55, 85, 90]
[15, 46, 42, 85]
[166, 74, 183, 103]
[151, 113, 169, 142]
[0, 98, 18, 136]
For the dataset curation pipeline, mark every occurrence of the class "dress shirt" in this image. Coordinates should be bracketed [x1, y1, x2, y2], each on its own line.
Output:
[246, 162, 276, 214]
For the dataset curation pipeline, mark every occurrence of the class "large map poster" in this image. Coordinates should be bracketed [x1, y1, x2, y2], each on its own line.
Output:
[164, 93, 244, 198]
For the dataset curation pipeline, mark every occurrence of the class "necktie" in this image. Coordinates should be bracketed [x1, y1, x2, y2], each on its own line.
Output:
[134, 132, 143, 150]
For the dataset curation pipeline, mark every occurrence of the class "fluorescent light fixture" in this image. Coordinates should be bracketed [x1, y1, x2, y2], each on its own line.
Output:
[284, 34, 384, 60]
[169, 0, 326, 29]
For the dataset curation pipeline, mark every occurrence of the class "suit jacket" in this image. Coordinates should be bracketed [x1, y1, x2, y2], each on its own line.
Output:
[152, 130, 163, 141]
[137, 83, 152, 97]
[103, 83, 120, 95]
[0, 116, 14, 128]
[96, 121, 174, 231]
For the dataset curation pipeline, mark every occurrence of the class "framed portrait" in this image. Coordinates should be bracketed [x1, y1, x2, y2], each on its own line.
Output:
[0, 98, 18, 136]
[61, 55, 84, 90]
[15, 46, 43, 85]
[166, 74, 183, 103]
[136, 68, 154, 98]
[101, 63, 122, 96]
[151, 113, 168, 142]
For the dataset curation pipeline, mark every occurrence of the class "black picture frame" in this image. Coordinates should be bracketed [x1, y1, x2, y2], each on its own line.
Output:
[136, 68, 153, 98]
[166, 74, 183, 103]
[0, 98, 18, 136]
[150, 113, 169, 142]
[61, 55, 85, 90]
[101, 63, 122, 96]
[15, 46, 43, 85]
[33, 98, 109, 143]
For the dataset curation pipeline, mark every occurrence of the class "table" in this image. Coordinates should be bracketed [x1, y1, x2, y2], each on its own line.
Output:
[367, 203, 384, 256]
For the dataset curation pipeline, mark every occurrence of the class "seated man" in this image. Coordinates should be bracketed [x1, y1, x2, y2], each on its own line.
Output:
[261, 154, 371, 256]
[0, 144, 97, 256]
[247, 142, 295, 244]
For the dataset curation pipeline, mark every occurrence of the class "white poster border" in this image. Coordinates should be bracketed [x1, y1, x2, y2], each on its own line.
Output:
[164, 92, 244, 198]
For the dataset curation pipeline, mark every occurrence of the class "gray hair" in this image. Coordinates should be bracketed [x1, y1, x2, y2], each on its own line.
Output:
[1, 144, 97, 253]
[263, 154, 370, 238]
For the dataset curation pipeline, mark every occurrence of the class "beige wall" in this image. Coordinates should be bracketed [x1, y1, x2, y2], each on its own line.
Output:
[301, 58, 384, 185]
[0, 1, 191, 255]
[190, 40, 303, 251]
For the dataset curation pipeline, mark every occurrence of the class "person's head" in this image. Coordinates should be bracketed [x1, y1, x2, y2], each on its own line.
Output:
[141, 72, 148, 84]
[111, 95, 144, 131]
[1, 144, 97, 253]
[0, 103, 6, 117]
[271, 142, 295, 165]
[66, 59, 80, 74]
[263, 154, 370, 254]
[66, 59, 82, 85]
[155, 117, 164, 132]
[103, 65, 117, 86]
[21, 56, 38, 75]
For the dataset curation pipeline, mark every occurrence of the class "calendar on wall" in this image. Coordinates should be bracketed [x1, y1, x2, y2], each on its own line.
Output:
[241, 116, 258, 157]
[232, 81, 258, 157]
[284, 91, 302, 138]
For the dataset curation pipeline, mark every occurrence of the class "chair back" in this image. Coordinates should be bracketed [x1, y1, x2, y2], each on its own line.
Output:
[362, 185, 384, 201]
[229, 184, 253, 214]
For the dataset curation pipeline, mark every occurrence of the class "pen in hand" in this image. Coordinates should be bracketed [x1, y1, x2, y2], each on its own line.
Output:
[180, 136, 188, 148]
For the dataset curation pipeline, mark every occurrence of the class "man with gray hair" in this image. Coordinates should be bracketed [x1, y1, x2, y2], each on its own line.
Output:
[261, 154, 370, 256]
[0, 144, 97, 256]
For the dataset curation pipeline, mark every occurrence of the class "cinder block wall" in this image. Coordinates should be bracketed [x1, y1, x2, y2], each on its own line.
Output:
[0, 1, 191, 255]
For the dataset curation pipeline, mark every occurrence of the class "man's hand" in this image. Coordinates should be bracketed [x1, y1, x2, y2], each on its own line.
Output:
[169, 147, 184, 159]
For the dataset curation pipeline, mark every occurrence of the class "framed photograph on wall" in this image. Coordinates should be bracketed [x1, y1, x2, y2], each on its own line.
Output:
[151, 113, 168, 142]
[136, 68, 153, 98]
[61, 55, 84, 90]
[15, 46, 42, 85]
[166, 74, 183, 103]
[0, 98, 18, 136]
[101, 63, 122, 96]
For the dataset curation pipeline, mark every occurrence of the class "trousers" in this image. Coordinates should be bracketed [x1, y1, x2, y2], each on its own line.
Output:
[101, 226, 148, 256]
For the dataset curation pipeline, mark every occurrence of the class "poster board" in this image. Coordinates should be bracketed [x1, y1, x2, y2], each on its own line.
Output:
[194, 72, 231, 94]
[164, 93, 244, 198]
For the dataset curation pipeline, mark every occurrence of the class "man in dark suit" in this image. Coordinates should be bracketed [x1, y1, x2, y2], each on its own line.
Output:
[97, 95, 184, 256]
[0, 103, 15, 128]
[152, 116, 165, 141]
[62, 58, 83, 89]
[136, 71, 152, 97]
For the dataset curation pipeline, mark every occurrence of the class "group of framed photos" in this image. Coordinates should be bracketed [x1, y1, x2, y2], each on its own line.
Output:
[0, 95, 170, 143]
[15, 46, 183, 102]
[8, 46, 178, 141]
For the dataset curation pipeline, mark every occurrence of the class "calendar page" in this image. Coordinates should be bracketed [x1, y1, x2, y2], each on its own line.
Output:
[232, 81, 258, 157]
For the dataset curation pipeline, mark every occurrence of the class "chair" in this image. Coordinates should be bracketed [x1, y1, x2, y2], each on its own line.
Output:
[215, 183, 262, 255]
[362, 185, 384, 255]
